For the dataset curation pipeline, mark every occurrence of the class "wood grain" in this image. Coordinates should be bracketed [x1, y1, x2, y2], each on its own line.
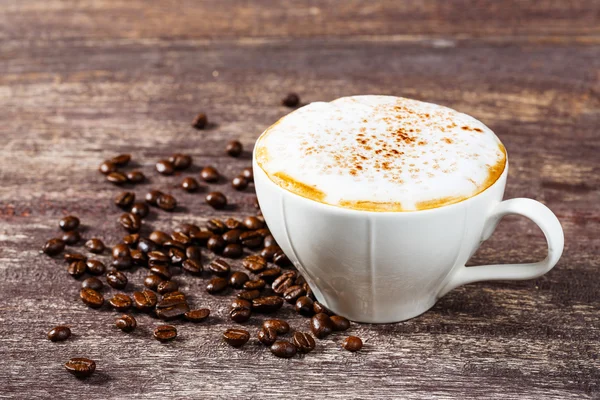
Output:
[0, 1, 599, 399]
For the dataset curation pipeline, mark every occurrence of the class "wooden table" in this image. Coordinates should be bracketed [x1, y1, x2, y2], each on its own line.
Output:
[1, 1, 598, 398]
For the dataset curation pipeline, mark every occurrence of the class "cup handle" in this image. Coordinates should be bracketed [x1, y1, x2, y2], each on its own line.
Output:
[438, 198, 564, 297]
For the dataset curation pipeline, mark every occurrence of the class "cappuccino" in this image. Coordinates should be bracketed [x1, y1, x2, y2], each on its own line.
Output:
[255, 95, 506, 211]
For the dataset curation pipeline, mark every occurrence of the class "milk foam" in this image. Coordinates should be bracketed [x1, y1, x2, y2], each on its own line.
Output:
[255, 95, 506, 211]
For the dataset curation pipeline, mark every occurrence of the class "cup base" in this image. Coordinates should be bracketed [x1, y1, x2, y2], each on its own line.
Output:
[317, 297, 438, 324]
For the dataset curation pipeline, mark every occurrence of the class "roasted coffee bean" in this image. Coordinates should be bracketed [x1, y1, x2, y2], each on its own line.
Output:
[84, 238, 105, 254]
[229, 271, 249, 289]
[112, 243, 131, 259]
[226, 140, 243, 157]
[157, 193, 177, 211]
[64, 252, 86, 263]
[258, 327, 278, 346]
[136, 238, 156, 254]
[130, 249, 147, 266]
[169, 248, 186, 265]
[242, 255, 266, 273]
[283, 285, 306, 303]
[222, 229, 242, 244]
[185, 245, 202, 262]
[80, 288, 104, 308]
[240, 231, 262, 248]
[154, 325, 177, 342]
[190, 230, 212, 246]
[272, 272, 295, 294]
[67, 261, 87, 278]
[176, 223, 200, 237]
[206, 192, 227, 209]
[230, 307, 251, 323]
[223, 328, 250, 348]
[148, 250, 169, 264]
[270, 340, 297, 358]
[147, 231, 168, 246]
[200, 166, 219, 183]
[330, 315, 350, 331]
[311, 313, 334, 339]
[252, 296, 283, 313]
[295, 275, 307, 286]
[223, 218, 243, 231]
[243, 279, 266, 291]
[169, 153, 192, 170]
[126, 170, 145, 184]
[123, 233, 140, 247]
[65, 358, 96, 378]
[241, 167, 254, 182]
[243, 216, 264, 231]
[156, 293, 186, 309]
[48, 326, 71, 342]
[206, 219, 227, 234]
[258, 267, 281, 283]
[263, 319, 290, 334]
[111, 154, 131, 166]
[182, 259, 203, 275]
[184, 308, 210, 322]
[109, 294, 133, 311]
[263, 234, 277, 248]
[231, 176, 248, 191]
[292, 331, 316, 354]
[111, 256, 132, 270]
[107, 171, 128, 185]
[295, 296, 315, 317]
[191, 112, 208, 129]
[207, 277, 228, 294]
[208, 259, 231, 277]
[145, 190, 163, 206]
[43, 238, 65, 256]
[255, 228, 270, 237]
[259, 245, 278, 262]
[150, 264, 172, 280]
[282, 93, 300, 107]
[115, 314, 136, 332]
[231, 298, 252, 310]
[156, 159, 175, 175]
[313, 301, 334, 316]
[157, 280, 179, 294]
[114, 191, 135, 209]
[118, 212, 142, 233]
[82, 277, 103, 291]
[181, 177, 199, 192]
[156, 303, 190, 321]
[273, 250, 291, 266]
[106, 270, 128, 289]
[61, 230, 80, 245]
[133, 290, 158, 311]
[99, 160, 116, 175]
[223, 243, 243, 258]
[85, 259, 106, 276]
[59, 216, 80, 231]
[130, 202, 149, 218]
[342, 336, 363, 352]
[207, 235, 226, 254]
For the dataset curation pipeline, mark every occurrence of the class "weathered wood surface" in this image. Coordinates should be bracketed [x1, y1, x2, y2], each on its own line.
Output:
[0, 1, 599, 399]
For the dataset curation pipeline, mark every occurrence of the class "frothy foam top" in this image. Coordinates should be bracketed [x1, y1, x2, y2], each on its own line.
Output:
[255, 95, 506, 211]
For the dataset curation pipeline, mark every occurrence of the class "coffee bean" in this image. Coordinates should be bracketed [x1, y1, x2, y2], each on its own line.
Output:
[270, 340, 297, 358]
[257, 267, 281, 283]
[223, 243, 243, 258]
[48, 326, 71, 342]
[259, 245, 278, 262]
[342, 336, 363, 352]
[223, 328, 250, 348]
[208, 259, 231, 277]
[207, 277, 228, 294]
[295, 296, 314, 317]
[200, 166, 219, 183]
[169, 247, 186, 265]
[82, 277, 103, 291]
[171, 231, 192, 245]
[59, 216, 80, 231]
[114, 191, 135, 209]
[243, 216, 264, 231]
[156, 302, 190, 321]
[147, 231, 168, 246]
[330, 315, 350, 331]
[263, 319, 290, 334]
[85, 259, 106, 276]
[80, 288, 104, 308]
[231, 176, 248, 191]
[107, 171, 128, 185]
[112, 243, 131, 258]
[106, 270, 128, 289]
[191, 112, 208, 129]
[148, 250, 169, 264]
[241, 167, 254, 182]
[64, 252, 86, 263]
[190, 230, 212, 246]
[185, 245, 202, 261]
[281, 283, 305, 303]
[43, 238, 65, 256]
[133, 290, 158, 311]
[263, 234, 277, 248]
[255, 228, 270, 237]
[282, 93, 300, 107]
[222, 229, 242, 244]
[313, 301, 334, 316]
[109, 294, 133, 311]
[111, 256, 132, 270]
[99, 160, 116, 175]
[311, 313, 334, 339]
[130, 202, 149, 218]
[85, 238, 105, 254]
[118, 212, 142, 233]
[272, 272, 295, 294]
[224, 218, 245, 231]
[230, 306, 251, 323]
[169, 153, 192, 170]
[156, 292, 186, 309]
[154, 325, 177, 342]
[226, 140, 243, 157]
[115, 314, 136, 332]
[181, 177, 199, 192]
[176, 223, 200, 236]
[65, 358, 96, 378]
[243, 279, 266, 291]
[156, 159, 175, 175]
[145, 190, 163, 206]
[111, 154, 131, 166]
[157, 193, 177, 211]
[206, 218, 227, 234]
[123, 233, 140, 247]
[184, 308, 210, 322]
[292, 332, 316, 355]
[182, 259, 203, 275]
[273, 249, 291, 266]
[131, 249, 148, 266]
[67, 261, 87, 278]
[229, 271, 249, 289]
[61, 230, 80, 245]
[126, 170, 145, 184]
[295, 275, 307, 286]
[137, 238, 156, 254]
[258, 327, 277, 346]
[252, 296, 283, 313]
[206, 192, 227, 209]
[157, 280, 179, 294]
[150, 264, 172, 280]
[240, 231, 262, 248]
[207, 235, 226, 254]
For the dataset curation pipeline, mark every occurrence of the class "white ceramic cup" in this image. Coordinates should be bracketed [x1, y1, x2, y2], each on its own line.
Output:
[253, 156, 564, 323]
